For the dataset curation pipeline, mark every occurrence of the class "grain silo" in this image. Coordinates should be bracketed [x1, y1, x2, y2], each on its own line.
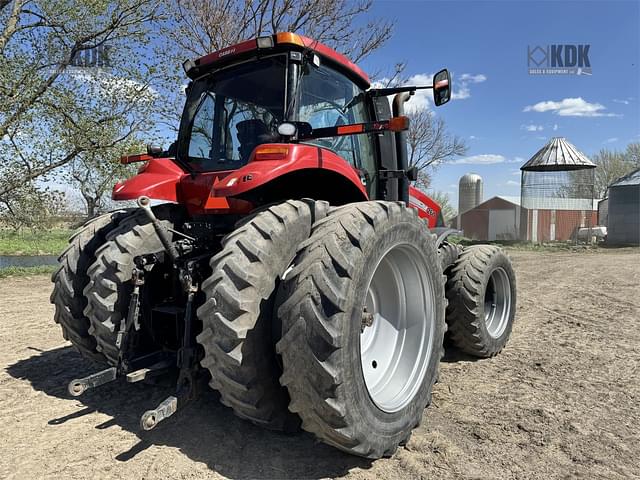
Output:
[457, 173, 483, 231]
[520, 137, 596, 242]
[459, 173, 483, 215]
[607, 168, 640, 245]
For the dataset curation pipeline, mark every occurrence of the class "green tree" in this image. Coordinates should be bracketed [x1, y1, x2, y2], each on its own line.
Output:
[66, 140, 140, 219]
[0, 0, 163, 207]
[0, 183, 67, 230]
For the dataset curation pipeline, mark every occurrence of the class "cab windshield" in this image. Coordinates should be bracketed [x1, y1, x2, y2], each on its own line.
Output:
[178, 52, 373, 175]
[179, 55, 286, 172]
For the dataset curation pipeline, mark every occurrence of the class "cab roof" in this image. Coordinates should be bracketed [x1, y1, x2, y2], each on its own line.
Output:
[188, 32, 370, 89]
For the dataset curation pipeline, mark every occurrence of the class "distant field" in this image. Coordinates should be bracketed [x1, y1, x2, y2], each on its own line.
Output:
[0, 265, 57, 279]
[0, 229, 72, 256]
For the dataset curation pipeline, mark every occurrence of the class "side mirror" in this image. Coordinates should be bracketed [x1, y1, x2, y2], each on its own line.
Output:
[433, 69, 451, 106]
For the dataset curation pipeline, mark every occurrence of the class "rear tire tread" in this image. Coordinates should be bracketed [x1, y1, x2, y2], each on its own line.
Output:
[83, 206, 178, 365]
[276, 201, 446, 458]
[196, 199, 328, 431]
[445, 245, 516, 357]
[50, 210, 131, 363]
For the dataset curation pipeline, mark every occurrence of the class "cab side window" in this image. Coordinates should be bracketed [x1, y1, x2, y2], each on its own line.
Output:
[298, 64, 378, 196]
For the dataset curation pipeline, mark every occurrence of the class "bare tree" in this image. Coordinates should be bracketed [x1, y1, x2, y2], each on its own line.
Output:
[592, 146, 637, 197]
[407, 109, 467, 187]
[624, 142, 640, 167]
[153, 0, 394, 133]
[427, 190, 456, 222]
[166, 0, 393, 62]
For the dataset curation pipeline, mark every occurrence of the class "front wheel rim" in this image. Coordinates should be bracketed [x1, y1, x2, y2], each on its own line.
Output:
[483, 267, 512, 338]
[359, 243, 436, 413]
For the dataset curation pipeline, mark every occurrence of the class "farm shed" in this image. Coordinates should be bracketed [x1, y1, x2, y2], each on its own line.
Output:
[459, 196, 522, 241]
[607, 168, 640, 245]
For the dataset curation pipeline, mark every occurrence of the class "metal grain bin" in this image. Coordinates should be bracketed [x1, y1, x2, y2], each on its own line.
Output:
[607, 169, 640, 245]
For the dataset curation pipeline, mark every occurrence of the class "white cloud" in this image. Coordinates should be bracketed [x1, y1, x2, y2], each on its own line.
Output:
[452, 73, 486, 100]
[553, 124, 559, 131]
[604, 137, 619, 143]
[405, 73, 434, 112]
[469, 135, 478, 140]
[452, 86, 470, 100]
[523, 97, 619, 117]
[454, 154, 524, 165]
[459, 73, 487, 83]
[454, 154, 505, 165]
[504, 180, 520, 186]
[521, 124, 543, 132]
[612, 98, 630, 105]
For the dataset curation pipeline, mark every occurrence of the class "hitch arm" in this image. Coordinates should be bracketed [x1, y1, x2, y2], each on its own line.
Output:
[137, 196, 180, 264]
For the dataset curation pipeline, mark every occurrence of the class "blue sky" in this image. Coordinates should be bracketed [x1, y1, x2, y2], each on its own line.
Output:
[358, 0, 640, 207]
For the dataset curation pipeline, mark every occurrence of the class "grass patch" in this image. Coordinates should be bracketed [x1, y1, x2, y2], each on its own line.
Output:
[0, 229, 72, 255]
[0, 265, 57, 279]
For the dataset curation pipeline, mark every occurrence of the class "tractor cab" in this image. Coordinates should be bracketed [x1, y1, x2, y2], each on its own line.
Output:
[117, 33, 450, 225]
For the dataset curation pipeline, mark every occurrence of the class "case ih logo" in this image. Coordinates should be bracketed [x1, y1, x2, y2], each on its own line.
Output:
[528, 44, 591, 75]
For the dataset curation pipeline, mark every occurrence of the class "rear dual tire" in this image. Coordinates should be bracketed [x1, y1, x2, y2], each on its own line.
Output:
[83, 205, 181, 365]
[50, 210, 132, 363]
[196, 200, 328, 431]
[276, 202, 446, 458]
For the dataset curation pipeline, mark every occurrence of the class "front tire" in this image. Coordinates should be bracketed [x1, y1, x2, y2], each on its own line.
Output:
[445, 245, 517, 357]
[276, 202, 446, 458]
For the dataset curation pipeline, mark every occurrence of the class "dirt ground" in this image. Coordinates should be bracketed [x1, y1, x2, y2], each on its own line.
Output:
[1, 249, 638, 480]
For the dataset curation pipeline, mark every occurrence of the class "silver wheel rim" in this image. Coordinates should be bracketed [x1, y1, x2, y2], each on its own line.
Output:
[359, 243, 436, 413]
[484, 267, 512, 338]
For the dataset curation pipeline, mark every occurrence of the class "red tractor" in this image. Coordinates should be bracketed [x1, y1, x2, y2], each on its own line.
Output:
[51, 32, 516, 458]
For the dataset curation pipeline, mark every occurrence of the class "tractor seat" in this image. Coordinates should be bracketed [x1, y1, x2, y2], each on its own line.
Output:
[236, 119, 273, 162]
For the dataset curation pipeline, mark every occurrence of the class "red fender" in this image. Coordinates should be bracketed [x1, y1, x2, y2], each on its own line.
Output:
[209, 144, 367, 198]
[112, 144, 368, 214]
